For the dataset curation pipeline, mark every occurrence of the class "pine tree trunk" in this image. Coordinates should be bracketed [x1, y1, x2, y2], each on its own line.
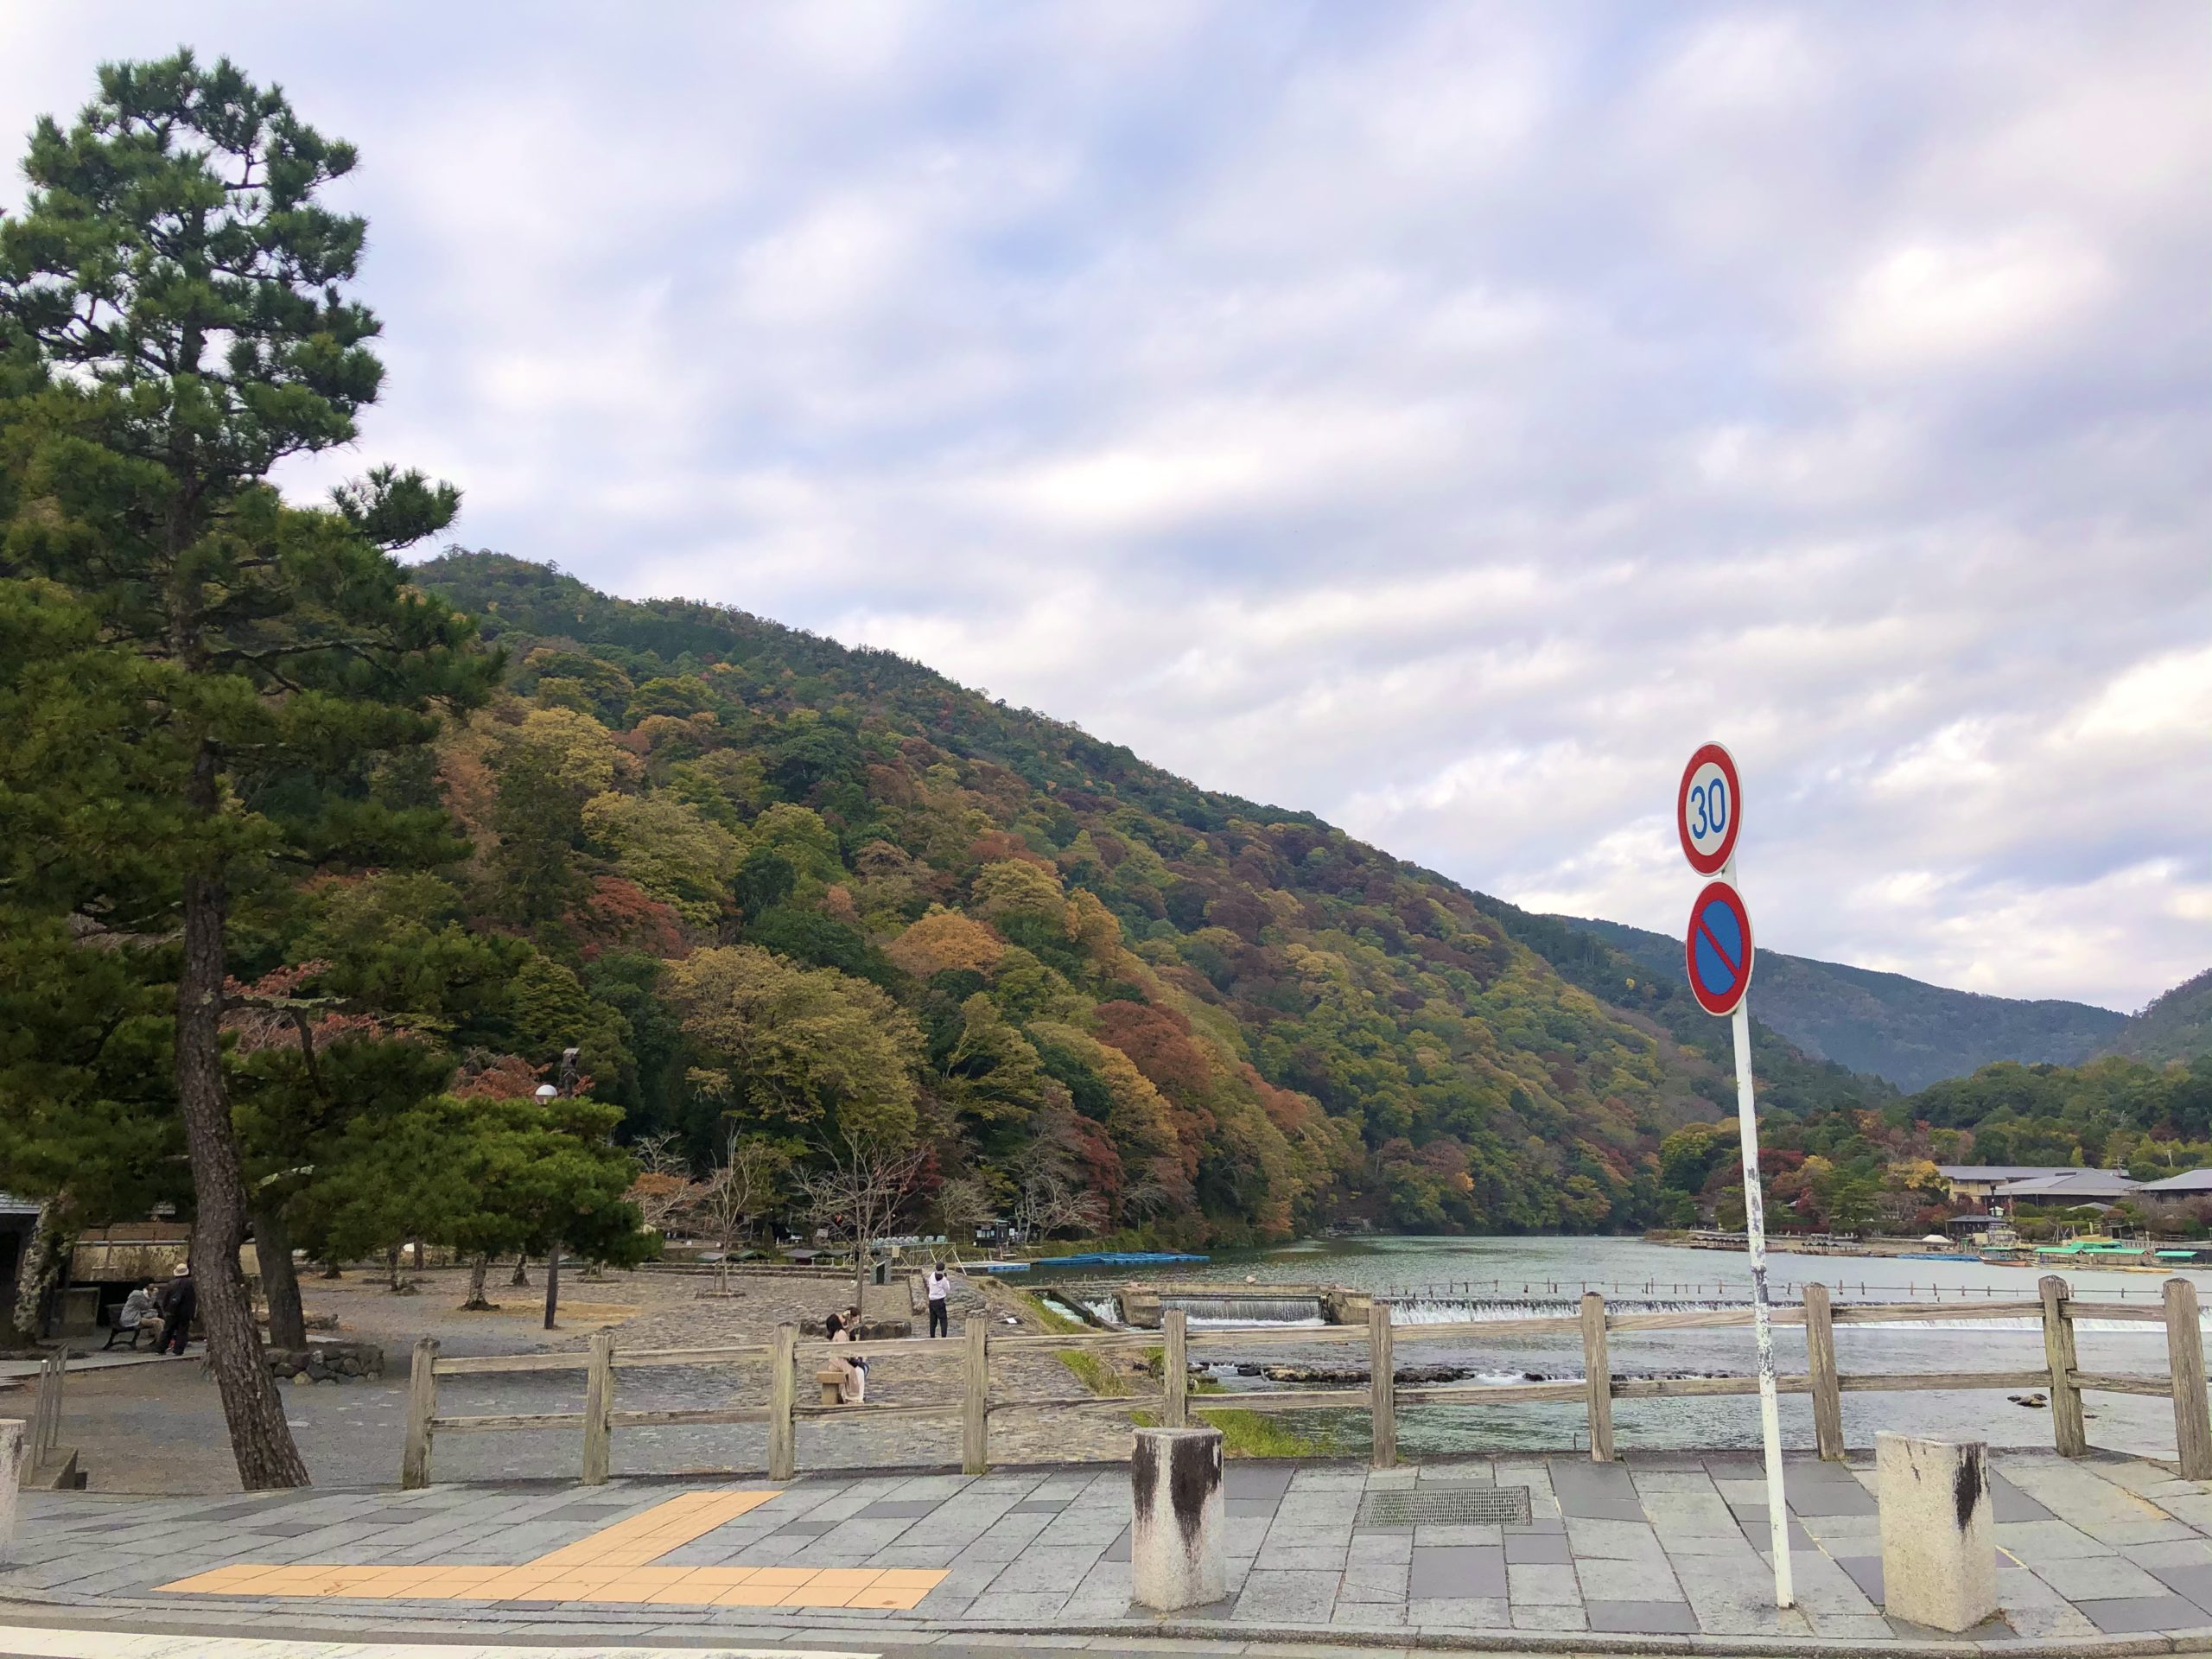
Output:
[255, 1199, 308, 1351]
[176, 835, 309, 1490]
[10, 1192, 72, 1342]
[319, 1260, 343, 1280]
[385, 1244, 404, 1291]
[510, 1254, 531, 1287]
[463, 1254, 491, 1310]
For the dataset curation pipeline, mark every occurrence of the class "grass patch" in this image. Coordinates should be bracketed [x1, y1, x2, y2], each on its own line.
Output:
[1008, 1287, 1089, 1335]
[1128, 1402, 1331, 1458]
[1058, 1347, 1136, 1397]
[1198, 1407, 1329, 1458]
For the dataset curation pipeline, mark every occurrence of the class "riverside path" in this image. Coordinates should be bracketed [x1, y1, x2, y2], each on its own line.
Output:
[13, 1448, 2212, 1654]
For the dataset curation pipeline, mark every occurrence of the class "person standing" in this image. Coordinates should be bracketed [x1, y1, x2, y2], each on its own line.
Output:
[926, 1265, 951, 1338]
[158, 1262, 197, 1356]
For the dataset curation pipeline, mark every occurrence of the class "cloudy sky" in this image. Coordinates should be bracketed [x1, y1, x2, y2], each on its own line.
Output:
[6, 3, 2206, 1010]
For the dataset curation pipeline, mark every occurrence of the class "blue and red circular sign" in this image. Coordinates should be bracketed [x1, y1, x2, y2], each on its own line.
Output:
[1677, 742, 1741, 876]
[1684, 879, 1755, 1017]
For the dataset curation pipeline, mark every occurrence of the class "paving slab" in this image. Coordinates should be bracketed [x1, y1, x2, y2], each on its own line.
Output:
[18, 1447, 2212, 1651]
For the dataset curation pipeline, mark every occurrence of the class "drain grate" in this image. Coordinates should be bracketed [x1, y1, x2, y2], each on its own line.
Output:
[1356, 1485, 1532, 1528]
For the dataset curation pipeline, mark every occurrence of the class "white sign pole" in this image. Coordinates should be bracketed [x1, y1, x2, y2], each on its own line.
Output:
[1725, 851, 1792, 1610]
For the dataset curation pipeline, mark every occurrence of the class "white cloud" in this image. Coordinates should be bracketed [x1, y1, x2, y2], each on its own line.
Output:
[6, 0, 2208, 1010]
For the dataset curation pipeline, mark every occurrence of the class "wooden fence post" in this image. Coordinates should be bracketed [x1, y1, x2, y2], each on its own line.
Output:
[1369, 1300, 1395, 1470]
[963, 1316, 990, 1475]
[2164, 1277, 2212, 1479]
[2039, 1275, 2086, 1457]
[582, 1331, 614, 1485]
[1163, 1309, 1188, 1429]
[1804, 1282, 1844, 1461]
[768, 1323, 798, 1481]
[401, 1337, 438, 1490]
[1580, 1291, 1614, 1462]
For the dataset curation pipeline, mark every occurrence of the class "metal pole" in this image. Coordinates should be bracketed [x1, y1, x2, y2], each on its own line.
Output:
[1731, 994, 1792, 1608]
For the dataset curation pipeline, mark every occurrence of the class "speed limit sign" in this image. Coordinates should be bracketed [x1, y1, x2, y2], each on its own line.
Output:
[1677, 741, 1741, 876]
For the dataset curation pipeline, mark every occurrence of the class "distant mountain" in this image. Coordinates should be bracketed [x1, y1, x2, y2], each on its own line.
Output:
[2113, 969, 2212, 1066]
[1555, 917, 2126, 1092]
[404, 550, 1893, 1239]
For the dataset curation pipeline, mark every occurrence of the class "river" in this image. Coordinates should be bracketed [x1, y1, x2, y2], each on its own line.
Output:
[1023, 1234, 2196, 1460]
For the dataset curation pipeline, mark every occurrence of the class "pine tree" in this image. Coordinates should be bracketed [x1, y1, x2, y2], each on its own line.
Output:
[0, 53, 494, 1486]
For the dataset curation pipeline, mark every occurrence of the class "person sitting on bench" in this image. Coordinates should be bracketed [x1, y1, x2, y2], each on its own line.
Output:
[826, 1307, 867, 1403]
[103, 1281, 159, 1351]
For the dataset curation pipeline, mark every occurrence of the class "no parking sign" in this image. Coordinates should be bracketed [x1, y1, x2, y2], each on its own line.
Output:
[1684, 879, 1754, 1017]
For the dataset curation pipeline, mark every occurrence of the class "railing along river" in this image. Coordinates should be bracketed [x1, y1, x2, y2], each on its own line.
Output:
[399, 1273, 2212, 1488]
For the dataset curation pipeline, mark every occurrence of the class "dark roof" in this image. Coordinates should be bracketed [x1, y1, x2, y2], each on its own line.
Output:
[1936, 1165, 2082, 1181]
[2139, 1169, 2212, 1194]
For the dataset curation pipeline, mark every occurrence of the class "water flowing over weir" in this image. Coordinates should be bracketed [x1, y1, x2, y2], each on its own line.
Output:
[1163, 1294, 1327, 1326]
[1382, 1293, 2198, 1334]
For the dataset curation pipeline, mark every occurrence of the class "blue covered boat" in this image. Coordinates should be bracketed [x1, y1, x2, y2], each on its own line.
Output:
[1032, 1250, 1210, 1268]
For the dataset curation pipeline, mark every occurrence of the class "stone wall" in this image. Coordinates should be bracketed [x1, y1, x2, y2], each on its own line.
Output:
[265, 1340, 385, 1383]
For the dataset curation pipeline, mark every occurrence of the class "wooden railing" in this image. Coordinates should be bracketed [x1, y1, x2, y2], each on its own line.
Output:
[399, 1273, 2212, 1488]
[18, 1351, 66, 1488]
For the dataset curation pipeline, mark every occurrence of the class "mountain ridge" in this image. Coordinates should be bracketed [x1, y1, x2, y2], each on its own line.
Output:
[1559, 914, 2131, 1090]
[410, 549, 1902, 1236]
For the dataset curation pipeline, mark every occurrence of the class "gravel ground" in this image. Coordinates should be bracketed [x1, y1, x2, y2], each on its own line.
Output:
[48, 1265, 1147, 1493]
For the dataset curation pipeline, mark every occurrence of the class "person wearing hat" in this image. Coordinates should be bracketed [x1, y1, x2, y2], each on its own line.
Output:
[156, 1262, 197, 1356]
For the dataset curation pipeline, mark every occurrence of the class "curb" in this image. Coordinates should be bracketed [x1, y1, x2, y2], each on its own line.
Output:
[10, 1597, 2212, 1657]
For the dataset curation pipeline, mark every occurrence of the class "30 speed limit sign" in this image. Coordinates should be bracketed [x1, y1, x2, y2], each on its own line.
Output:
[1676, 741, 1741, 876]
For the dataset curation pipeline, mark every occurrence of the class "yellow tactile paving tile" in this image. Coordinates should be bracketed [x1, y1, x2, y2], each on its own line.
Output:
[155, 1489, 945, 1610]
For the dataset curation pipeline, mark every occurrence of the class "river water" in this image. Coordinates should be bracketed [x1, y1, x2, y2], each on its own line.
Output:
[1026, 1234, 2196, 1460]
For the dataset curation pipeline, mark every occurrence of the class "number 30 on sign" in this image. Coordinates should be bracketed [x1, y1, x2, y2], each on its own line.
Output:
[1676, 741, 1741, 876]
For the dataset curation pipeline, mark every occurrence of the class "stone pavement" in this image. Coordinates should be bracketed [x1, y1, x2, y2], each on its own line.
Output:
[14, 1450, 2212, 1652]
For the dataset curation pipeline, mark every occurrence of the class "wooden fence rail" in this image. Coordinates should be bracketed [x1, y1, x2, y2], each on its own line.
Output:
[398, 1272, 2212, 1489]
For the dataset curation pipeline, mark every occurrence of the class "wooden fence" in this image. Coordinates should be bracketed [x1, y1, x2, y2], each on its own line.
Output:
[399, 1273, 2212, 1488]
[15, 1352, 66, 1490]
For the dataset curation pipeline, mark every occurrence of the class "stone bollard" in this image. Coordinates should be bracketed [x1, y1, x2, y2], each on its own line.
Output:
[0, 1420, 23, 1565]
[1131, 1425, 1224, 1611]
[1878, 1432, 1995, 1632]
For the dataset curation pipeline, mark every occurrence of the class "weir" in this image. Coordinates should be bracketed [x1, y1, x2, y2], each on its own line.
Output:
[1117, 1282, 1372, 1329]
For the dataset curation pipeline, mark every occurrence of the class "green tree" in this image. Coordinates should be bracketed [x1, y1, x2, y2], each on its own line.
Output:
[0, 54, 494, 1485]
[299, 1091, 650, 1286]
[667, 945, 920, 1142]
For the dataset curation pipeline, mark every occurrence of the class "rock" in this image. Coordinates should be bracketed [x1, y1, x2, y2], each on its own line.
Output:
[289, 1372, 309, 1386]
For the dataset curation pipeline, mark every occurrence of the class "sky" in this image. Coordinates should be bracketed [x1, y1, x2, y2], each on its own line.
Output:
[4, 3, 2206, 1012]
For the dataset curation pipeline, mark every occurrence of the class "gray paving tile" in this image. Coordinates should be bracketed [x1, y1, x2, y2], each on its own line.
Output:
[1834, 1554, 1883, 1601]
[1507, 1562, 1582, 1605]
[1407, 1594, 1509, 1625]
[1234, 1567, 1337, 1623]
[1586, 1597, 1701, 1633]
[1337, 1562, 1409, 1603]
[1505, 1530, 1572, 1565]
[1990, 1473, 2056, 1522]
[2034, 1554, 2166, 1601]
[855, 1498, 942, 1518]
[1408, 1543, 1504, 1598]
[1578, 1554, 1682, 1602]
[2076, 1594, 2204, 1635]
[1513, 1603, 1589, 1630]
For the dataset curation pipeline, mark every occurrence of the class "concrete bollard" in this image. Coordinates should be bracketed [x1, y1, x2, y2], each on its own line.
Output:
[1877, 1432, 1995, 1632]
[1131, 1425, 1224, 1611]
[0, 1420, 23, 1565]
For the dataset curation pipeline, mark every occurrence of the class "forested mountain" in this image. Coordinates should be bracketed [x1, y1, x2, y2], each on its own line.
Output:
[404, 550, 1881, 1239]
[1560, 916, 2126, 1090]
[2113, 969, 2212, 1067]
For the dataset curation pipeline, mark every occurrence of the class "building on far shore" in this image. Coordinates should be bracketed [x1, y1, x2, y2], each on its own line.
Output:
[2138, 1169, 2212, 1198]
[1936, 1165, 2082, 1205]
[1990, 1168, 2143, 1203]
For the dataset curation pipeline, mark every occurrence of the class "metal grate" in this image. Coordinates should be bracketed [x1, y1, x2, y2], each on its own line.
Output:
[1356, 1485, 1532, 1527]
